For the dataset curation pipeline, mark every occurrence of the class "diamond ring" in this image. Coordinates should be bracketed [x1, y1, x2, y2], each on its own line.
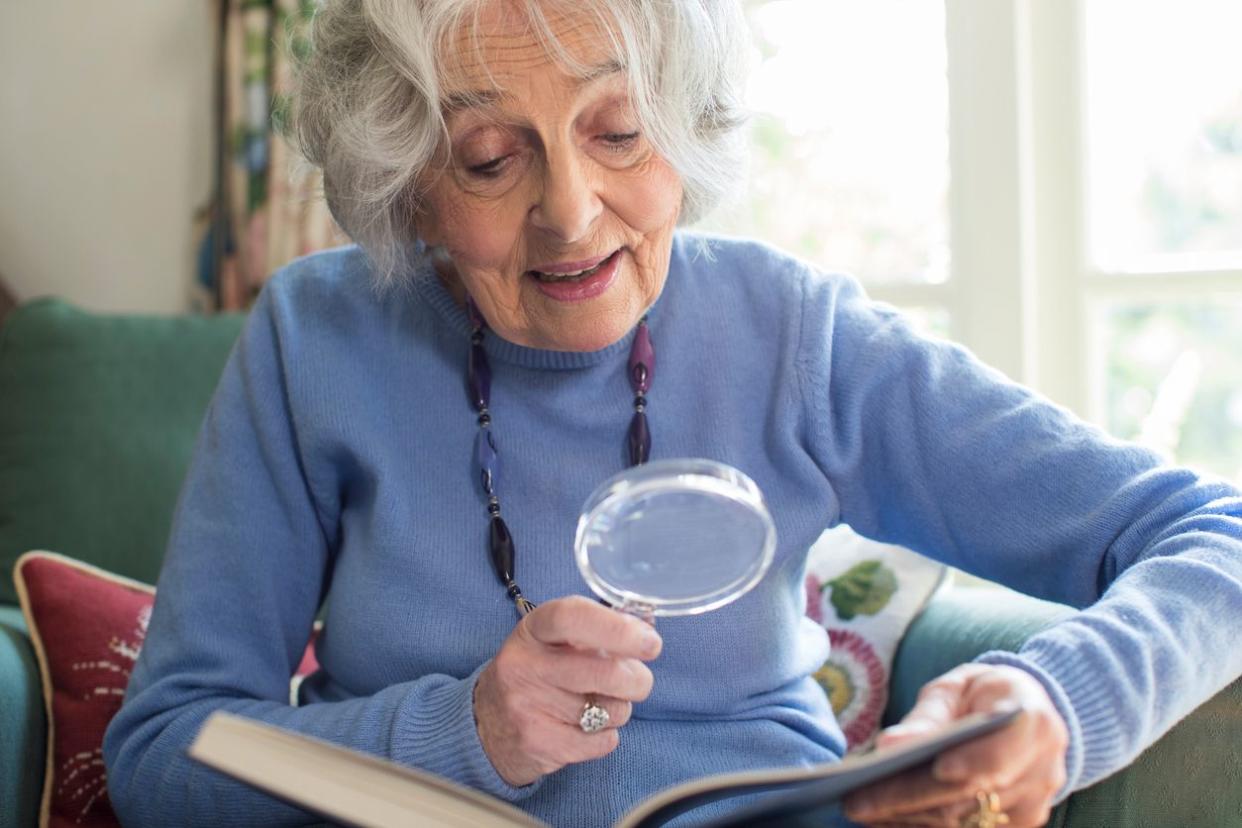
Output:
[579, 699, 610, 734]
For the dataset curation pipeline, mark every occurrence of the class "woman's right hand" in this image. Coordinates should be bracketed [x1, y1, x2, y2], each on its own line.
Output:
[473, 595, 664, 787]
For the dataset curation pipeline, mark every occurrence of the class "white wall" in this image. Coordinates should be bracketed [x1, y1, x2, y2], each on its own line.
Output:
[0, 2, 214, 314]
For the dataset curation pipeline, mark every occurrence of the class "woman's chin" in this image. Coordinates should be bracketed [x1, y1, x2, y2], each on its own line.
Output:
[519, 294, 650, 352]
[536, 322, 630, 353]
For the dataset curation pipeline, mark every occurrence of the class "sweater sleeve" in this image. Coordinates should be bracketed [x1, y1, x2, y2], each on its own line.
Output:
[798, 271, 1242, 797]
[102, 278, 535, 827]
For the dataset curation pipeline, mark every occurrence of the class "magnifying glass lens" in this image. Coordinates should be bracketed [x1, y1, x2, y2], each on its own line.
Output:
[575, 459, 776, 617]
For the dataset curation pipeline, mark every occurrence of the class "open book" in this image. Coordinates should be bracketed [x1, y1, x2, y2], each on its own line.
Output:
[188, 707, 1020, 828]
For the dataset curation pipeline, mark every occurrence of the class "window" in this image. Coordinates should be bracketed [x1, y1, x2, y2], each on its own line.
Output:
[1085, 0, 1242, 271]
[1083, 0, 1242, 483]
[704, 0, 949, 288]
[707, 0, 1242, 486]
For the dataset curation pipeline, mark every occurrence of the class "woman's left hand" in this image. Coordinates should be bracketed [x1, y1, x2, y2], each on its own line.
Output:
[842, 663, 1069, 827]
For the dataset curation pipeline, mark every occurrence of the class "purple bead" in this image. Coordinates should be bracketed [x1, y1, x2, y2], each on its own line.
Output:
[627, 410, 651, 466]
[474, 428, 500, 497]
[489, 515, 516, 585]
[628, 321, 654, 394]
[468, 342, 491, 411]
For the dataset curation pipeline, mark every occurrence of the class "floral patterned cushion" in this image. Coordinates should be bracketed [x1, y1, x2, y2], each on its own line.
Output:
[13, 551, 319, 828]
[804, 527, 948, 752]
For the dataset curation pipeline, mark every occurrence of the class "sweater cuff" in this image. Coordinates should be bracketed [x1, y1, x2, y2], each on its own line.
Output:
[972, 650, 1082, 802]
[391, 662, 544, 803]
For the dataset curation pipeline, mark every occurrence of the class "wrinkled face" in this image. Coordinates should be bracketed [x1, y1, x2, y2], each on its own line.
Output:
[415, 3, 683, 351]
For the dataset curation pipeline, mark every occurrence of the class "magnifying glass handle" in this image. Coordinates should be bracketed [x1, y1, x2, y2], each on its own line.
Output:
[596, 597, 656, 625]
[615, 599, 656, 627]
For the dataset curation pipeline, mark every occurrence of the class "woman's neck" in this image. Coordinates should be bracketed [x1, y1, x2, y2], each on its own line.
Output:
[431, 248, 468, 308]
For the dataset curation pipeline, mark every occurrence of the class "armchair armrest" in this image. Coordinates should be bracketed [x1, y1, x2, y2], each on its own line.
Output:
[0, 604, 45, 828]
[888, 585, 1242, 828]
[886, 585, 1072, 719]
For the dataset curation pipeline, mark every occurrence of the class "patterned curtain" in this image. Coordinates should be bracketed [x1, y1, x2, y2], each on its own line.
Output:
[196, 0, 345, 312]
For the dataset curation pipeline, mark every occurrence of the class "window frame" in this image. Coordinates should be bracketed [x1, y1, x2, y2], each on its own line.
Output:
[867, 0, 1242, 427]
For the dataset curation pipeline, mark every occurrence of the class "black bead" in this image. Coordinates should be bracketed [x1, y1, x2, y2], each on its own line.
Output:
[468, 342, 492, 411]
[627, 410, 651, 466]
[478, 412, 491, 426]
[471, 330, 484, 345]
[489, 515, 516, 585]
[634, 394, 647, 409]
[487, 501, 500, 515]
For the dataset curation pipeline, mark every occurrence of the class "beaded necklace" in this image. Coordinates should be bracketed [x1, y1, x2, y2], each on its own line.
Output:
[466, 299, 655, 617]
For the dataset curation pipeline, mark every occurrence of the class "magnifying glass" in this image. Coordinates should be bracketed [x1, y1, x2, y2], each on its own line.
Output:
[574, 458, 777, 620]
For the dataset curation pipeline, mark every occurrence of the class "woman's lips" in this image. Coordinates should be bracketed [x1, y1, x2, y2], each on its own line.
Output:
[529, 252, 612, 275]
[526, 249, 622, 303]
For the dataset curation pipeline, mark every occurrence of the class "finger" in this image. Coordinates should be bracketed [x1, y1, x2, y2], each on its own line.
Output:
[873, 791, 997, 828]
[530, 686, 633, 730]
[869, 786, 1028, 828]
[546, 719, 623, 765]
[855, 812, 952, 828]
[894, 768, 1061, 828]
[932, 669, 1064, 787]
[874, 816, 958, 828]
[536, 649, 655, 701]
[876, 668, 976, 749]
[991, 785, 1056, 828]
[970, 752, 1063, 827]
[930, 708, 1033, 788]
[523, 596, 662, 659]
[843, 765, 974, 823]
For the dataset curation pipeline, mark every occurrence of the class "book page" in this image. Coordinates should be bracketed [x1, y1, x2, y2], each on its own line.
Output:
[189, 712, 545, 828]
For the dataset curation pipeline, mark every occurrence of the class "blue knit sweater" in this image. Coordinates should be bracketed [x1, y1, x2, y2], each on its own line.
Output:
[103, 233, 1242, 827]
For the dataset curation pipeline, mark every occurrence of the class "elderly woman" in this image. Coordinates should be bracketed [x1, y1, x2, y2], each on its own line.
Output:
[103, 1, 1242, 827]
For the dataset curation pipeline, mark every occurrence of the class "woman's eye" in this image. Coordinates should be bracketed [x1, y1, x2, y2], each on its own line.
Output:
[600, 131, 640, 151]
[466, 156, 508, 178]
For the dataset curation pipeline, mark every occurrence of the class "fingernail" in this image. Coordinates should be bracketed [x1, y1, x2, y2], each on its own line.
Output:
[641, 629, 662, 657]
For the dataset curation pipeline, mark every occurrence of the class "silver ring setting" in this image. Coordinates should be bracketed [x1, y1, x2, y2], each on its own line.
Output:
[579, 700, 610, 734]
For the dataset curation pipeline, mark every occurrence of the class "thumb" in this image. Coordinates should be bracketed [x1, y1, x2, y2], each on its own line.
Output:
[875, 669, 971, 749]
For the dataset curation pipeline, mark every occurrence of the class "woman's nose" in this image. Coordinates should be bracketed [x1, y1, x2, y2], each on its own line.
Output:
[529, 148, 603, 244]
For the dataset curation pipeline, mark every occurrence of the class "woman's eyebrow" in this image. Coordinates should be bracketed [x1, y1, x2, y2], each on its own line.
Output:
[441, 59, 624, 114]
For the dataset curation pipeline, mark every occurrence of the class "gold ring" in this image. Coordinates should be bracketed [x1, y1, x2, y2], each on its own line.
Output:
[960, 790, 1010, 828]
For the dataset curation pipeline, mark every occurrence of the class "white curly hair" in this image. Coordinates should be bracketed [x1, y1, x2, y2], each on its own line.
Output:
[289, 0, 751, 291]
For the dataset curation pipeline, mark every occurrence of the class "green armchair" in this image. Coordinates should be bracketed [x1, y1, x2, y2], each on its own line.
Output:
[1, 297, 1238, 828]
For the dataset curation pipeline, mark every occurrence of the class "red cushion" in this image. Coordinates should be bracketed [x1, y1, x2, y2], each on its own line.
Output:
[14, 551, 319, 828]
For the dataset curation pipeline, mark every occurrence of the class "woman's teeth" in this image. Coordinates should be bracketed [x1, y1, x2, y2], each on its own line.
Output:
[530, 252, 613, 282]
